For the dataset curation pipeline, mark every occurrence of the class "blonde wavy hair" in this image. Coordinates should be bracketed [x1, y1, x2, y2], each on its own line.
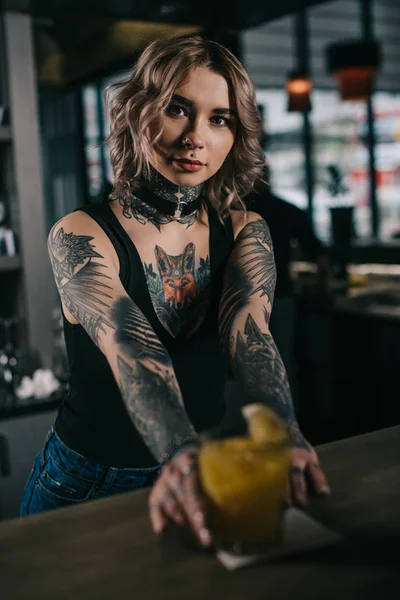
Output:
[106, 35, 265, 216]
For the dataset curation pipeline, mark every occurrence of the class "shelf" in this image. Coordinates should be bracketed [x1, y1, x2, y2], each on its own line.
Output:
[0, 397, 61, 421]
[0, 125, 11, 142]
[0, 255, 21, 272]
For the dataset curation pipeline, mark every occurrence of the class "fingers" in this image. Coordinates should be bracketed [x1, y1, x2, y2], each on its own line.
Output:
[171, 454, 212, 546]
[308, 463, 331, 497]
[177, 470, 212, 547]
[149, 475, 186, 532]
[290, 466, 308, 507]
[159, 488, 186, 526]
[148, 452, 213, 548]
[149, 493, 169, 534]
[289, 463, 330, 506]
[289, 443, 331, 506]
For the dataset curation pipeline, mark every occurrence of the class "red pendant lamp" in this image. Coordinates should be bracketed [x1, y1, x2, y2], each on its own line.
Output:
[326, 40, 381, 101]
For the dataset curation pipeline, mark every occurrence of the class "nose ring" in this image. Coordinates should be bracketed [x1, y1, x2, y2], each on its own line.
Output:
[182, 137, 192, 148]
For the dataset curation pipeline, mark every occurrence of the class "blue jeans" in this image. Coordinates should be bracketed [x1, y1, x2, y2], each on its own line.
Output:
[20, 427, 161, 517]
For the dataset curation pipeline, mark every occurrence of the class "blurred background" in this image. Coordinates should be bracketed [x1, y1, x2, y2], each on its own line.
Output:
[0, 0, 399, 519]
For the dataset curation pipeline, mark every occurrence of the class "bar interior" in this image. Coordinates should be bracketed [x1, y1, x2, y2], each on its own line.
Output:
[0, 1, 399, 598]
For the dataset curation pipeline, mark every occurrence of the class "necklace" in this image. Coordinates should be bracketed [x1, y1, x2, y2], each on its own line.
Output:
[110, 168, 205, 230]
[138, 186, 203, 222]
[142, 166, 204, 222]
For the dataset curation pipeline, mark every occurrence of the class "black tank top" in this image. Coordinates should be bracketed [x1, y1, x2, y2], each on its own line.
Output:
[55, 199, 235, 467]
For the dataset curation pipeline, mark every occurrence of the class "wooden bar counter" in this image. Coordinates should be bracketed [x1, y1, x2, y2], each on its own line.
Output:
[1, 426, 399, 599]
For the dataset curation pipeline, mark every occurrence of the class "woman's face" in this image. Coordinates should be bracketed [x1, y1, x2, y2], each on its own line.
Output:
[149, 66, 237, 187]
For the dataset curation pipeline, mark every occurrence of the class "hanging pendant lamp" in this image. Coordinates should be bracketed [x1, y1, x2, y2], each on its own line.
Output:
[326, 40, 381, 101]
[286, 70, 312, 113]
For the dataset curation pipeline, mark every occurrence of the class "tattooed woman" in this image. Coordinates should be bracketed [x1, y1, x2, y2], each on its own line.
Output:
[21, 36, 330, 543]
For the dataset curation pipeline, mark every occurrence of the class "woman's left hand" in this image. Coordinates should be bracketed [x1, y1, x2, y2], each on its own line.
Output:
[288, 436, 331, 506]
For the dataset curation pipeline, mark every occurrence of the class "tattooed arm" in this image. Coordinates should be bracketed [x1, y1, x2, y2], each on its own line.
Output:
[48, 212, 196, 464]
[220, 213, 330, 504]
[219, 214, 301, 441]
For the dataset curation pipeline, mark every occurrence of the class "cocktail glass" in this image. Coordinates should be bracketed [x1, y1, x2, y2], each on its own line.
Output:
[198, 429, 290, 554]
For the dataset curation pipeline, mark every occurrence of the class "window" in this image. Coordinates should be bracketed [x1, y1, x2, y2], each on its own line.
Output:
[244, 16, 307, 209]
[308, 0, 400, 241]
[81, 72, 130, 200]
[82, 86, 103, 199]
[372, 92, 400, 240]
[311, 91, 369, 242]
[257, 90, 306, 209]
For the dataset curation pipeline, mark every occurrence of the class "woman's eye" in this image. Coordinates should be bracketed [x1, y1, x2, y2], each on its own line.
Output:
[211, 116, 230, 127]
[166, 105, 187, 118]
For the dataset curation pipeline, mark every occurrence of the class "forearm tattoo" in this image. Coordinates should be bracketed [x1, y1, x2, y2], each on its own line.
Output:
[116, 354, 196, 463]
[49, 225, 197, 463]
[220, 218, 304, 446]
[232, 310, 297, 430]
[48, 227, 113, 344]
[113, 297, 197, 463]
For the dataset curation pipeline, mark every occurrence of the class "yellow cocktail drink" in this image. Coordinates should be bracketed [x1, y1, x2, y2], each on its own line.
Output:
[199, 438, 290, 543]
[198, 404, 291, 546]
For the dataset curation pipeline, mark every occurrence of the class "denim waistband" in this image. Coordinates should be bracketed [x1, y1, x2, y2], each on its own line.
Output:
[44, 426, 160, 485]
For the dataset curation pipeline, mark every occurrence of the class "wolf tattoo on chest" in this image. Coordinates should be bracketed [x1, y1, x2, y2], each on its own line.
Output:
[144, 242, 210, 338]
[156, 243, 196, 308]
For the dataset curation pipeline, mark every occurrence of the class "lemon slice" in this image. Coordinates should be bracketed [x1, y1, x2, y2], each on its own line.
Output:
[241, 403, 289, 445]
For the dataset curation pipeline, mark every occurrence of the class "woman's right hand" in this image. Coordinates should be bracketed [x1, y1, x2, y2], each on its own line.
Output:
[148, 448, 213, 548]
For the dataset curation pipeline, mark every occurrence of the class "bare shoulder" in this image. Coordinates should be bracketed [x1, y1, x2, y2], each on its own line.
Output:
[48, 209, 119, 273]
[245, 210, 264, 225]
[49, 210, 104, 240]
[229, 208, 265, 239]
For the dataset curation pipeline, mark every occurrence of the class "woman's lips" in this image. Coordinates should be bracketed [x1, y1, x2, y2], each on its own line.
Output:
[173, 158, 204, 172]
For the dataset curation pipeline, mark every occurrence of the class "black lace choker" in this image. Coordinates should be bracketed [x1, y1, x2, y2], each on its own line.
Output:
[140, 166, 204, 220]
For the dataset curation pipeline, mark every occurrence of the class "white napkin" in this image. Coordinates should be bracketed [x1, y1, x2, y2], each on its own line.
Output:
[217, 507, 341, 570]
